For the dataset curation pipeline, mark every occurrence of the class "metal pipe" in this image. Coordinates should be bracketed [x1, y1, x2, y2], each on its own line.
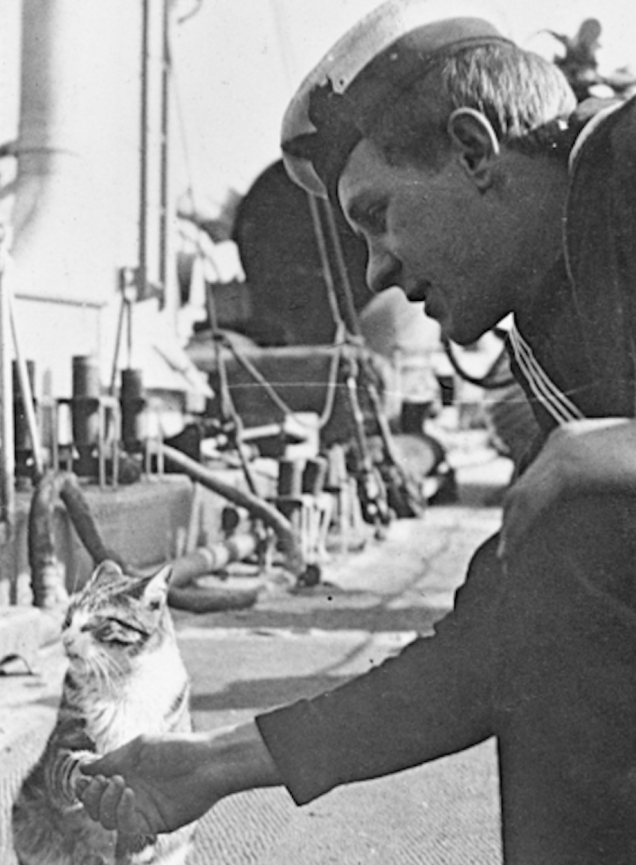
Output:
[139, 0, 150, 300]
[169, 533, 259, 586]
[0, 237, 15, 548]
[159, 0, 170, 292]
[160, 443, 305, 577]
[30, 470, 262, 613]
[13, 359, 35, 476]
[9, 290, 44, 479]
[28, 471, 68, 608]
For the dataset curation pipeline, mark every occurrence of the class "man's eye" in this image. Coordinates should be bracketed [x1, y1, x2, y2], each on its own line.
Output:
[362, 204, 387, 234]
[356, 204, 386, 234]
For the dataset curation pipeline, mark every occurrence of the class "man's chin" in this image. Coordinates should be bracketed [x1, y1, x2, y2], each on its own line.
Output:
[424, 307, 482, 345]
[441, 324, 483, 347]
[446, 332, 470, 347]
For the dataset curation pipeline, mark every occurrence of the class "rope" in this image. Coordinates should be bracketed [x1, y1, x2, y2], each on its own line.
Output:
[307, 194, 347, 331]
[442, 335, 515, 390]
[320, 197, 363, 337]
[216, 325, 346, 431]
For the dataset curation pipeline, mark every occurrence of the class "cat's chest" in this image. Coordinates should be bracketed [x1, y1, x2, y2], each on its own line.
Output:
[82, 648, 189, 753]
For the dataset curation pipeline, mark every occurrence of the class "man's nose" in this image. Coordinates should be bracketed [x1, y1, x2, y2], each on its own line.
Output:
[366, 247, 402, 294]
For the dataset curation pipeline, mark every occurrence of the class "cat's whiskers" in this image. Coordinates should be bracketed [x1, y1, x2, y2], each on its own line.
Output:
[92, 651, 124, 693]
[77, 647, 113, 692]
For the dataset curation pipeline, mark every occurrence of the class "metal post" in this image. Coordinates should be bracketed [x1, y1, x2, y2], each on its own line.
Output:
[9, 292, 44, 480]
[139, 0, 150, 300]
[159, 0, 170, 294]
[0, 236, 15, 550]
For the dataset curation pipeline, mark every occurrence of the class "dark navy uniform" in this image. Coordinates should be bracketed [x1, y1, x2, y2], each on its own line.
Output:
[257, 4, 636, 861]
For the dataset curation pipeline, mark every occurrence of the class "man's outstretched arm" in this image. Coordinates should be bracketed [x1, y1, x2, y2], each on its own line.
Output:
[78, 721, 281, 835]
[78, 535, 501, 835]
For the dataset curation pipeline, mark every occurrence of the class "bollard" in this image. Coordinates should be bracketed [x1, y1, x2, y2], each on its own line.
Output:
[277, 458, 304, 499]
[120, 368, 145, 453]
[71, 355, 100, 476]
[302, 456, 328, 496]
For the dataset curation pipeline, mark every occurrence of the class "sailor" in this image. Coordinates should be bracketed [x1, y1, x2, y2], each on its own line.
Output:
[79, 2, 636, 861]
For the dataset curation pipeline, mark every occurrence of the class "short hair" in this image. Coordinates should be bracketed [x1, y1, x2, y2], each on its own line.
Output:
[368, 42, 577, 168]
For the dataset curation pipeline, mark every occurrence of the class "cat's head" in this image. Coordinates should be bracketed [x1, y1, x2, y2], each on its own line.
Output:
[62, 560, 174, 678]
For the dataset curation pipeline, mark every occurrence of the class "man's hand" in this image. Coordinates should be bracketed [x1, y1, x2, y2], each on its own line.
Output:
[77, 732, 222, 835]
[499, 418, 636, 561]
[77, 722, 281, 835]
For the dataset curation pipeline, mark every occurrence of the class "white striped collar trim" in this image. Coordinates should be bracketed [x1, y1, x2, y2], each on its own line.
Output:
[568, 100, 623, 173]
[509, 324, 585, 425]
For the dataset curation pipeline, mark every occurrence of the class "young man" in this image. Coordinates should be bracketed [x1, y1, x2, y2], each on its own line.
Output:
[79, 2, 636, 861]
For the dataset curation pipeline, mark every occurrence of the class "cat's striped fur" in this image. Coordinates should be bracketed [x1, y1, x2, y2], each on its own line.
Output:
[12, 560, 195, 865]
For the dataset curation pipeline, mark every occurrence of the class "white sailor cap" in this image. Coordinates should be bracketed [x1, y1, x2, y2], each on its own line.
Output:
[281, 0, 510, 199]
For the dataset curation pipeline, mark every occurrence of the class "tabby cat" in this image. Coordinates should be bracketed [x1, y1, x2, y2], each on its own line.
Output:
[12, 560, 195, 865]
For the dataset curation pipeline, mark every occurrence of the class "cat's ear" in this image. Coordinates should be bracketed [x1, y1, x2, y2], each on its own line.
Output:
[141, 565, 172, 608]
[91, 560, 124, 585]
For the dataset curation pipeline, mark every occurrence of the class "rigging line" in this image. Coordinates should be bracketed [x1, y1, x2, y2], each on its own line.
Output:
[205, 286, 233, 420]
[315, 190, 405, 475]
[204, 281, 259, 494]
[204, 296, 254, 491]
[307, 193, 347, 331]
[219, 331, 345, 431]
[208, 350, 259, 495]
[317, 322, 348, 428]
[320, 197, 363, 338]
[176, 0, 204, 26]
[166, 26, 201, 216]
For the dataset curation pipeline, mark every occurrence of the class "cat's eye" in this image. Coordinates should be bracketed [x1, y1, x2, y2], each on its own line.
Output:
[104, 636, 131, 648]
[89, 616, 150, 645]
[95, 626, 134, 647]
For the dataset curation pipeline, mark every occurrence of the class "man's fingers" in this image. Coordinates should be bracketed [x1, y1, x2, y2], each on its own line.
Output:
[79, 775, 126, 829]
[74, 775, 90, 798]
[79, 776, 150, 835]
[97, 775, 127, 830]
[116, 787, 149, 835]
[78, 776, 109, 820]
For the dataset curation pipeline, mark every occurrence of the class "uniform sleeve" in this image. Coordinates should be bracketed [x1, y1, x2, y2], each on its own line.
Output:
[255, 534, 501, 805]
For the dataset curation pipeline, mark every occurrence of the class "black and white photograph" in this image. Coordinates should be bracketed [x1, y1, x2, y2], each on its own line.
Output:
[1, 1, 636, 862]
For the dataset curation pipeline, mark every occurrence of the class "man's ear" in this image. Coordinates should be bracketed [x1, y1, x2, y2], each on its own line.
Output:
[447, 108, 500, 189]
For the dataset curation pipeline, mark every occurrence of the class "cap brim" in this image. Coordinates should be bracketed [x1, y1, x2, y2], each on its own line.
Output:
[282, 0, 510, 197]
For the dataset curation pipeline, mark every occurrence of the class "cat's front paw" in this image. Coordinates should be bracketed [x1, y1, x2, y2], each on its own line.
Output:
[59, 750, 101, 806]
